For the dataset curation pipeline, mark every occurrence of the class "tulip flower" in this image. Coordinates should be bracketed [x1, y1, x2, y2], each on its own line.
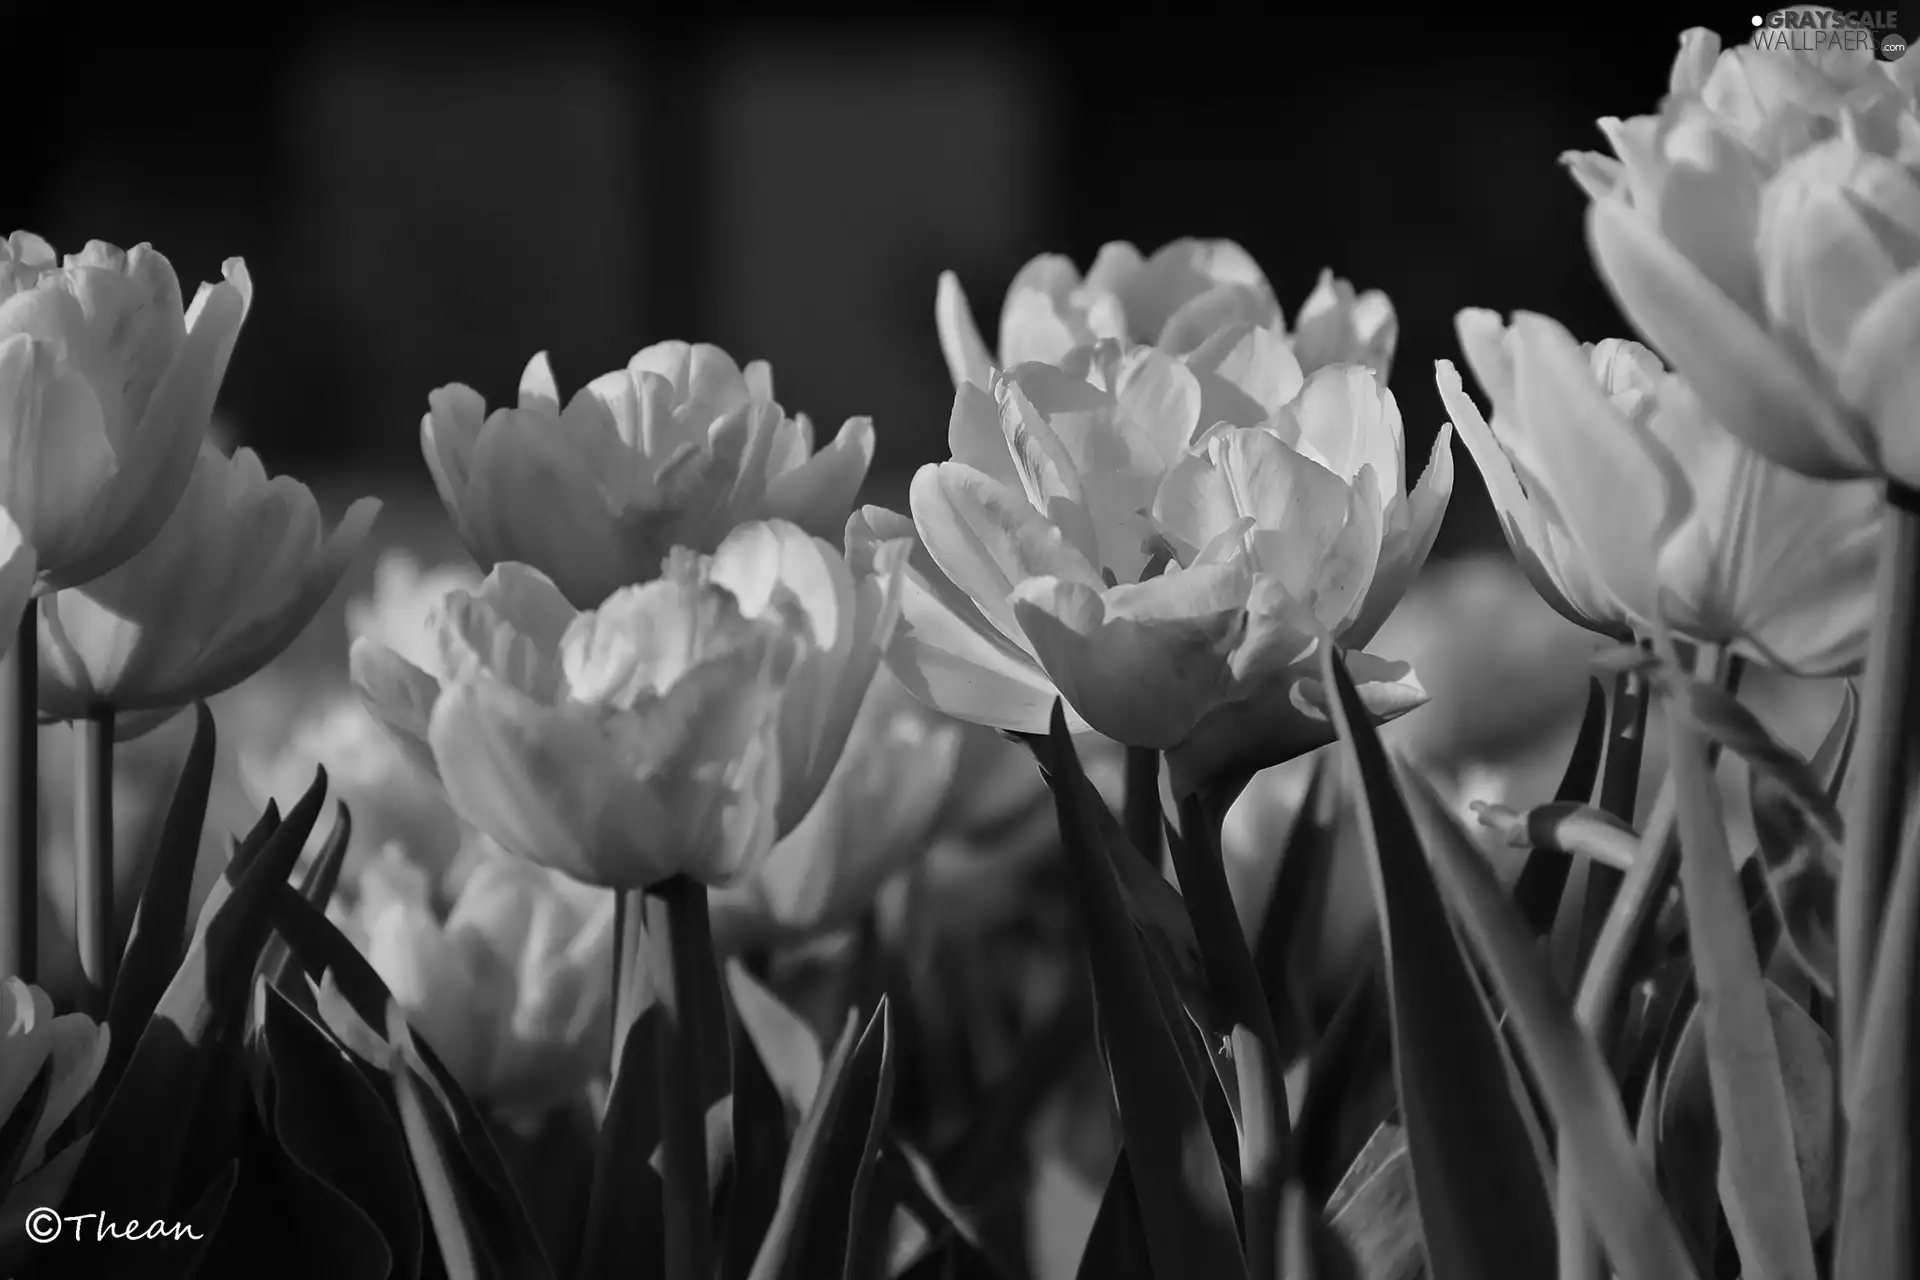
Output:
[855, 333, 1448, 793]
[422, 341, 874, 608]
[0, 233, 251, 589]
[710, 668, 962, 949]
[1567, 19, 1920, 484]
[1444, 309, 1881, 675]
[337, 843, 613, 1120]
[0, 977, 108, 1176]
[35, 445, 379, 734]
[0, 511, 33, 661]
[936, 238, 1395, 392]
[353, 519, 908, 890]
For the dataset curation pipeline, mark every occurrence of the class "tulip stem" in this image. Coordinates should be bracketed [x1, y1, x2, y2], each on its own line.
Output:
[0, 607, 37, 981]
[1575, 663, 1651, 967]
[1123, 746, 1165, 867]
[1172, 784, 1289, 1279]
[1838, 481, 1920, 1075]
[75, 709, 114, 1020]
[644, 875, 717, 1280]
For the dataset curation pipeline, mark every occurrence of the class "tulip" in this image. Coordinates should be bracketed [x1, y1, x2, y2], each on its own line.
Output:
[338, 844, 613, 1120]
[35, 445, 380, 734]
[1444, 309, 1881, 675]
[936, 239, 1394, 392]
[353, 519, 908, 890]
[1568, 18, 1920, 484]
[856, 333, 1448, 793]
[0, 233, 251, 589]
[0, 977, 108, 1176]
[0, 511, 33, 661]
[710, 668, 962, 949]
[421, 342, 874, 608]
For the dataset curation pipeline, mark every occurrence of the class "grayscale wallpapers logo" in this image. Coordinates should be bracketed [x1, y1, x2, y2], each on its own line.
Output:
[1751, 9, 1907, 58]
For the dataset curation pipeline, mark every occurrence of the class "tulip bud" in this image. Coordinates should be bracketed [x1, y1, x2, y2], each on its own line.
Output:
[1758, 122, 1920, 375]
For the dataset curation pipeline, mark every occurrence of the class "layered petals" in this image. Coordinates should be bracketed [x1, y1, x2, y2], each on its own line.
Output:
[1450, 307, 1881, 676]
[36, 445, 380, 727]
[0, 235, 251, 589]
[423, 345, 874, 607]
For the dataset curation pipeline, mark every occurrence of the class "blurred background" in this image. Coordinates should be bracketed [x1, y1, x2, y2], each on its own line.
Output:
[4, 2, 1796, 579]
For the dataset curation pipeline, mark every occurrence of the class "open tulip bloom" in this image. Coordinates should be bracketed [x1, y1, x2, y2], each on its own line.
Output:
[0, 233, 252, 590]
[1568, 23, 1920, 486]
[34, 444, 380, 736]
[353, 519, 907, 891]
[1443, 309, 1881, 676]
[856, 329, 1450, 793]
[422, 341, 875, 608]
[937, 236, 1396, 391]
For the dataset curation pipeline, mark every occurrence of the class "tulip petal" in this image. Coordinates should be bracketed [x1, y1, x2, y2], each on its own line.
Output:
[1348, 424, 1454, 650]
[759, 415, 875, 541]
[1186, 322, 1303, 428]
[1839, 262, 1920, 486]
[0, 332, 118, 580]
[936, 271, 995, 390]
[352, 638, 445, 775]
[1011, 566, 1247, 748]
[1158, 283, 1272, 356]
[1587, 198, 1872, 479]
[910, 461, 1103, 650]
[518, 352, 560, 412]
[1283, 364, 1405, 515]
[1509, 312, 1674, 624]
[847, 505, 1070, 735]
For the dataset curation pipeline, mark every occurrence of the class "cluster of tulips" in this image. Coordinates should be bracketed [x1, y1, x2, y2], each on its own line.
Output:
[3, 8, 1920, 1279]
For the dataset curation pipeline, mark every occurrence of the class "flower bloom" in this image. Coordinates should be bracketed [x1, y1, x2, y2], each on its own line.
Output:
[1569, 17, 1920, 484]
[937, 238, 1395, 391]
[710, 668, 962, 949]
[422, 341, 874, 608]
[857, 331, 1449, 791]
[36, 445, 380, 734]
[1, 233, 252, 589]
[0, 977, 108, 1177]
[353, 519, 907, 889]
[1444, 309, 1880, 675]
[336, 844, 612, 1121]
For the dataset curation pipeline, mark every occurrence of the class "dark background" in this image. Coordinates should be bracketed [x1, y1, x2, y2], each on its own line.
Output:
[1, 4, 1836, 557]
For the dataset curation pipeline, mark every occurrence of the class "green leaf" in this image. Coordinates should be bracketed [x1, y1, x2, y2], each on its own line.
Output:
[1317, 644, 1557, 1280]
[384, 1008, 489, 1280]
[270, 888, 557, 1280]
[173, 1161, 239, 1280]
[1388, 766, 1699, 1280]
[101, 700, 218, 1101]
[1074, 1155, 1154, 1280]
[0, 1062, 52, 1191]
[259, 802, 355, 1003]
[1831, 800, 1920, 1277]
[722, 994, 791, 1280]
[1667, 707, 1818, 1280]
[746, 1001, 895, 1280]
[1292, 967, 1394, 1206]
[875, 1140, 1009, 1277]
[1811, 680, 1860, 804]
[1323, 1123, 1423, 1280]
[1747, 753, 1839, 1000]
[727, 960, 825, 1120]
[576, 1004, 666, 1280]
[262, 982, 422, 1280]
[51, 768, 327, 1246]
[1025, 704, 1247, 1280]
[1511, 678, 1610, 936]
[1668, 675, 1841, 847]
[1252, 753, 1343, 1060]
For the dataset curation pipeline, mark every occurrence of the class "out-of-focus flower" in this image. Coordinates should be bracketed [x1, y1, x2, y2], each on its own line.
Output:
[348, 551, 484, 674]
[1366, 554, 1600, 766]
[0, 510, 33, 657]
[422, 342, 873, 608]
[711, 668, 963, 949]
[1444, 310, 1880, 675]
[937, 239, 1394, 390]
[1570, 16, 1920, 484]
[353, 520, 907, 890]
[0, 977, 108, 1176]
[0, 233, 252, 589]
[35, 445, 380, 734]
[335, 844, 613, 1121]
[858, 334, 1448, 793]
